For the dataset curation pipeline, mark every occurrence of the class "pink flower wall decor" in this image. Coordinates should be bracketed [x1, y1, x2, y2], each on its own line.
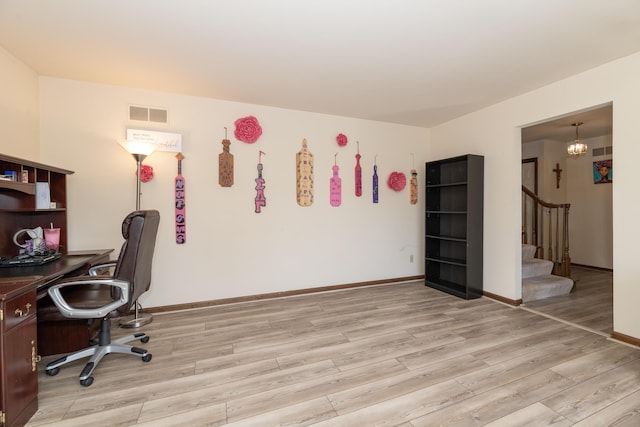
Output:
[234, 115, 262, 143]
[387, 171, 406, 191]
[336, 133, 348, 147]
[138, 164, 154, 183]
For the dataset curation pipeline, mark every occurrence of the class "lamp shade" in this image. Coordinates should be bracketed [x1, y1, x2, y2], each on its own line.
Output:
[567, 122, 587, 157]
[567, 141, 588, 156]
[120, 140, 156, 156]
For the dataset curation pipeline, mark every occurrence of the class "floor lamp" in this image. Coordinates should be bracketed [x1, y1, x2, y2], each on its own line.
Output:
[120, 140, 156, 328]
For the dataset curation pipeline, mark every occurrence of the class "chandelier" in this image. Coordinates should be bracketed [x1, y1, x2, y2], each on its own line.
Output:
[567, 122, 587, 157]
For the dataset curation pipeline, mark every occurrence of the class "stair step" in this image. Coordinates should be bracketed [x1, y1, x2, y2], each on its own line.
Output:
[522, 258, 554, 278]
[522, 274, 574, 302]
[522, 244, 537, 260]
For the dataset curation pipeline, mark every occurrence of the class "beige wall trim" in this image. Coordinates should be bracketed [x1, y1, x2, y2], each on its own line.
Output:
[145, 275, 426, 314]
[484, 290, 522, 306]
[611, 331, 640, 348]
[571, 263, 613, 273]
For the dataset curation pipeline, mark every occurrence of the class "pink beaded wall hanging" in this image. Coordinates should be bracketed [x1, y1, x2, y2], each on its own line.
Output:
[354, 141, 362, 197]
[330, 153, 342, 207]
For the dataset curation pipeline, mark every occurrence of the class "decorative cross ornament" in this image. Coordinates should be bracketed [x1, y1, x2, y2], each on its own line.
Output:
[553, 163, 562, 189]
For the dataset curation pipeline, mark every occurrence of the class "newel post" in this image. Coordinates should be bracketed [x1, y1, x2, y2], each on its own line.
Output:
[561, 203, 571, 277]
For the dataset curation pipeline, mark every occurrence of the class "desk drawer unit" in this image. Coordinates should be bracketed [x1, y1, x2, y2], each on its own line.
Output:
[1, 288, 38, 427]
[4, 291, 35, 331]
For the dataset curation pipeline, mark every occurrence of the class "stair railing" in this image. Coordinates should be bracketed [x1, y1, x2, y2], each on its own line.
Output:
[522, 185, 571, 277]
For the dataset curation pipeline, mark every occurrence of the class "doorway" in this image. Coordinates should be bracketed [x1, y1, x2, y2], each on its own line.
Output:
[520, 103, 613, 333]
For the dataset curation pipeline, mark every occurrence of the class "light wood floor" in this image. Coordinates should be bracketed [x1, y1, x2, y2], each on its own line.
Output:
[27, 279, 639, 426]
[522, 266, 613, 335]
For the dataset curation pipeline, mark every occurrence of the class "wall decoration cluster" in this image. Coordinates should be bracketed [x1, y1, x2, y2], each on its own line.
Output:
[143, 115, 419, 224]
[214, 121, 420, 209]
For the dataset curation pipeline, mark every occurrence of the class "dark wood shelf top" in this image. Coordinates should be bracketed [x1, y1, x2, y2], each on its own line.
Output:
[0, 153, 74, 175]
[0, 180, 35, 194]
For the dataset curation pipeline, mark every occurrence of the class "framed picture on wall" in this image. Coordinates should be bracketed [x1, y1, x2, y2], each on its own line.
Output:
[593, 159, 612, 184]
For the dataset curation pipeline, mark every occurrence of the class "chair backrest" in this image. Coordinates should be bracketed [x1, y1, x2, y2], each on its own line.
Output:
[112, 210, 160, 312]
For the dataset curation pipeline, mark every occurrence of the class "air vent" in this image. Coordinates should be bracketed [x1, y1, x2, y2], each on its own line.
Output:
[592, 146, 613, 157]
[129, 105, 168, 124]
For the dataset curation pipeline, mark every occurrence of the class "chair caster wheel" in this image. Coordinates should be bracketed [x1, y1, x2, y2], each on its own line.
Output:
[80, 377, 94, 387]
[46, 367, 59, 376]
[140, 336, 150, 343]
[142, 354, 152, 362]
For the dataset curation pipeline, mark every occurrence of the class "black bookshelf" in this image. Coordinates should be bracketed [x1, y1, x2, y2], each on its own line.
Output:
[425, 154, 483, 299]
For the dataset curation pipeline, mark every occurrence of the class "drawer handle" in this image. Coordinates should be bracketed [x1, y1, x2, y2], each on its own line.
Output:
[31, 341, 41, 372]
[14, 302, 32, 317]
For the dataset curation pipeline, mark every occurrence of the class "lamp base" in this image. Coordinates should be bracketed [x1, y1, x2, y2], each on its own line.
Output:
[119, 312, 153, 328]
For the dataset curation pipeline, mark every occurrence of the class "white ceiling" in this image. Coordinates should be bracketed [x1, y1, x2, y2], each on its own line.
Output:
[1, 1, 639, 135]
[521, 103, 612, 145]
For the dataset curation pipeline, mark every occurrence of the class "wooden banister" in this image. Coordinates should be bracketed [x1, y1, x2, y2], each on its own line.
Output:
[522, 185, 571, 277]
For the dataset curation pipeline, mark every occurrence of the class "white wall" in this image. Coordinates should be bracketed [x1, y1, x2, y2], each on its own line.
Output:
[432, 51, 640, 339]
[542, 140, 570, 205]
[0, 46, 39, 159]
[521, 138, 570, 203]
[38, 78, 430, 308]
[566, 135, 613, 269]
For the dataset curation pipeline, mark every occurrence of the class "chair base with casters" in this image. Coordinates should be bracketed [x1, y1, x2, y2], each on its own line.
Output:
[45, 317, 152, 387]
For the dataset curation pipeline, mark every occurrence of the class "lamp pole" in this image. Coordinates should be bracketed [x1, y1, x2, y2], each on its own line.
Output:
[133, 153, 146, 210]
[119, 147, 154, 328]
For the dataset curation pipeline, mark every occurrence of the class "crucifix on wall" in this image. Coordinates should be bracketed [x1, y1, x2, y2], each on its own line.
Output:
[553, 163, 562, 189]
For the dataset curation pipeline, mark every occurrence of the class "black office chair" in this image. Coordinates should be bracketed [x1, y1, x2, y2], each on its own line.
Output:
[45, 210, 160, 386]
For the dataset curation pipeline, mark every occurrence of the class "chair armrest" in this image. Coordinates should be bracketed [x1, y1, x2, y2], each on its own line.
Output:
[48, 277, 130, 319]
[88, 262, 117, 276]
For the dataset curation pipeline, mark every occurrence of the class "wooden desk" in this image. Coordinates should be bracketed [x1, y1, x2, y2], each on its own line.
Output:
[0, 249, 112, 427]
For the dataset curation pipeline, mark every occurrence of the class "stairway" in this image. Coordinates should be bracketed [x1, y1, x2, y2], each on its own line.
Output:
[522, 244, 574, 302]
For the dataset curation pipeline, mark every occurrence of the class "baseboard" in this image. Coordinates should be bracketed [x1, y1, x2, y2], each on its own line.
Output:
[145, 275, 426, 314]
[483, 290, 522, 306]
[610, 331, 640, 347]
[571, 263, 613, 272]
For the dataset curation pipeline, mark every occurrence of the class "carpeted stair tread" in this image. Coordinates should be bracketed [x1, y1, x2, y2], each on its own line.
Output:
[522, 244, 537, 260]
[522, 258, 554, 278]
[522, 274, 574, 302]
